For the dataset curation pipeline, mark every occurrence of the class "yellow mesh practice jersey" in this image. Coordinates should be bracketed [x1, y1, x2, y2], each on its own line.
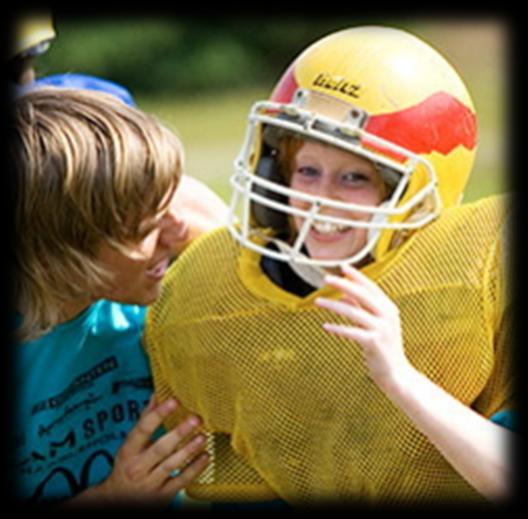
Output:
[144, 194, 511, 505]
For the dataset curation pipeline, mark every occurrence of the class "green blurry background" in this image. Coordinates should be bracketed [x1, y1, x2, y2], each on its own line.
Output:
[37, 16, 508, 204]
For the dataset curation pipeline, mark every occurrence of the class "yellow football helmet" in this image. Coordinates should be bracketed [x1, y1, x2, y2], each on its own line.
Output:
[227, 26, 478, 267]
[10, 11, 56, 59]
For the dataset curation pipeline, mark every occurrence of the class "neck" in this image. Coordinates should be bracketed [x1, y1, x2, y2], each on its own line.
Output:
[60, 298, 94, 324]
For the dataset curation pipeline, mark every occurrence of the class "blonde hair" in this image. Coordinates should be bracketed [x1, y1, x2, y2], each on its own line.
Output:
[10, 87, 184, 342]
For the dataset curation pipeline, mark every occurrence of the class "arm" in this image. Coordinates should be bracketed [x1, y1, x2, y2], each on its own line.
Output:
[315, 264, 513, 502]
[376, 362, 512, 502]
[62, 396, 209, 507]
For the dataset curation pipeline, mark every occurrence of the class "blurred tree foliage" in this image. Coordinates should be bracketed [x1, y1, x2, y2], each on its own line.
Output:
[38, 16, 378, 96]
[33, 16, 507, 200]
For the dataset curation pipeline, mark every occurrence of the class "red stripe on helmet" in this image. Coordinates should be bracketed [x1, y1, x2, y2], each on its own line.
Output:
[364, 92, 477, 161]
[270, 65, 299, 103]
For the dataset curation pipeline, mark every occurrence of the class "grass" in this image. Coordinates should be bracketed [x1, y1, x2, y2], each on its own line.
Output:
[138, 88, 268, 203]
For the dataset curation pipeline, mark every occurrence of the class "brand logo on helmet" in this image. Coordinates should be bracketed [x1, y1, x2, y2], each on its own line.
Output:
[313, 73, 361, 99]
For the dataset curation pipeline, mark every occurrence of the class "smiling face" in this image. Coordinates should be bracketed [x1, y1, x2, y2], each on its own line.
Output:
[94, 190, 187, 306]
[287, 140, 387, 263]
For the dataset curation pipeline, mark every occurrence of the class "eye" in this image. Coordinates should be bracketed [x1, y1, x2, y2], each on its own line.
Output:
[294, 166, 320, 179]
[340, 171, 371, 186]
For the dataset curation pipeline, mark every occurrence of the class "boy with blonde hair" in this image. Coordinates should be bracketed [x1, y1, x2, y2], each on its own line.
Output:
[10, 87, 214, 506]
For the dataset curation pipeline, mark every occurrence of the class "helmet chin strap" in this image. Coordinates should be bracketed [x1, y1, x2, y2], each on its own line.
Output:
[272, 239, 327, 289]
[366, 201, 390, 260]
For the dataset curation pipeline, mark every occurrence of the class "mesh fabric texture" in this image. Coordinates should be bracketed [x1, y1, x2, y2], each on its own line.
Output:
[144, 194, 511, 505]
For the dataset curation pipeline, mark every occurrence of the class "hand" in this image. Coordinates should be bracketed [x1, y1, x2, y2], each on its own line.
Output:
[316, 265, 513, 501]
[96, 396, 209, 506]
[315, 264, 412, 392]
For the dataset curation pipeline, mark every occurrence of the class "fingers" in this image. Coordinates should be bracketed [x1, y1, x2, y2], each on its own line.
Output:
[315, 264, 395, 343]
[141, 414, 203, 473]
[322, 264, 392, 316]
[315, 297, 377, 329]
[142, 394, 157, 415]
[316, 265, 408, 391]
[322, 322, 373, 344]
[152, 433, 208, 487]
[341, 263, 387, 298]
[123, 398, 179, 455]
[105, 394, 211, 504]
[161, 451, 210, 498]
[323, 274, 381, 315]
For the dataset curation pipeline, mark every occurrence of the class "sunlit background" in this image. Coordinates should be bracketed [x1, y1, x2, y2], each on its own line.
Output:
[38, 15, 508, 205]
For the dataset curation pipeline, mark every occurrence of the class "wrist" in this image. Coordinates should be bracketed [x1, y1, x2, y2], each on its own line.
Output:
[84, 477, 121, 505]
[377, 362, 421, 402]
[58, 479, 113, 507]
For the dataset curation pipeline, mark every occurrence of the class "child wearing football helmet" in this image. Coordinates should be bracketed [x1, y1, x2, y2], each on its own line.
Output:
[145, 26, 513, 505]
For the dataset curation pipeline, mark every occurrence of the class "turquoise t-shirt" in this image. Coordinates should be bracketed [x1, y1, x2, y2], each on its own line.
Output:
[14, 300, 155, 503]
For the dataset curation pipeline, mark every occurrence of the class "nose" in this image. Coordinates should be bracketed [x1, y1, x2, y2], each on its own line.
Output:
[317, 174, 341, 201]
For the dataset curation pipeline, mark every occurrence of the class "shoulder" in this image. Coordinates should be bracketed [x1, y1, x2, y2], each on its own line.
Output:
[435, 193, 509, 238]
[16, 301, 146, 346]
[491, 409, 517, 431]
[373, 194, 511, 294]
[146, 227, 247, 332]
[405, 194, 509, 267]
[159, 225, 242, 304]
[166, 226, 239, 280]
[88, 300, 147, 338]
[16, 302, 149, 382]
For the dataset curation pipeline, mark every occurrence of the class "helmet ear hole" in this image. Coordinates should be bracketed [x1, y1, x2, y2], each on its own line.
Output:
[251, 153, 290, 235]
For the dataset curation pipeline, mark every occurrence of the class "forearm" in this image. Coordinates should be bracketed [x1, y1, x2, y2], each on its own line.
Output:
[317, 267, 513, 501]
[384, 366, 513, 502]
[57, 480, 114, 507]
[60, 481, 164, 508]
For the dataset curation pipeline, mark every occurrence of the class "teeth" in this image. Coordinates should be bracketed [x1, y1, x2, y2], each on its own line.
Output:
[312, 222, 349, 234]
[146, 258, 169, 277]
